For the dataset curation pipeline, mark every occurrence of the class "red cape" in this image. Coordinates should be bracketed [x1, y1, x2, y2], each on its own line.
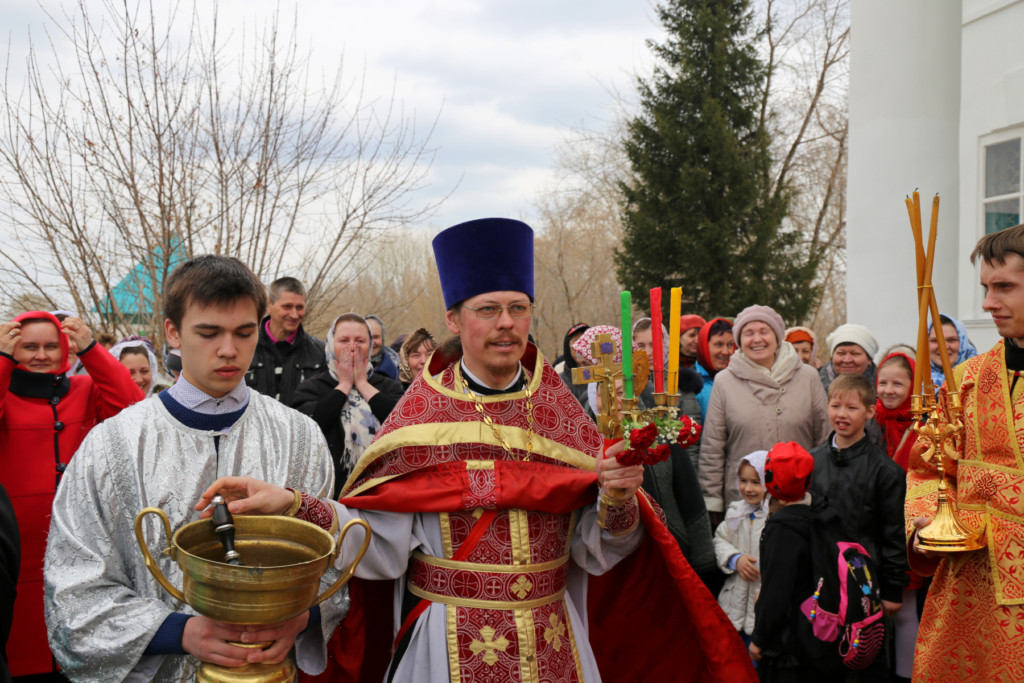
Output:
[302, 346, 755, 682]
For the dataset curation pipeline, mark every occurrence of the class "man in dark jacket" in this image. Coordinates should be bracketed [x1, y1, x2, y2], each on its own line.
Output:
[245, 277, 324, 404]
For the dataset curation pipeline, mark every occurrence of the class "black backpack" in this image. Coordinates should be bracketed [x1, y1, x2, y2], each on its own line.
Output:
[798, 500, 885, 670]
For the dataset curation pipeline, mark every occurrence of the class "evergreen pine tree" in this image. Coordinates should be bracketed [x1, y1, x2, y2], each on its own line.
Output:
[616, 0, 820, 323]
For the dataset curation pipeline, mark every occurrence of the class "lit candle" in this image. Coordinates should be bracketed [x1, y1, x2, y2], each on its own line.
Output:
[621, 291, 634, 400]
[650, 287, 664, 393]
[667, 287, 681, 394]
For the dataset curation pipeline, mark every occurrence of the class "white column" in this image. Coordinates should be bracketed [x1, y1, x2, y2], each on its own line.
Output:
[847, 0, 962, 356]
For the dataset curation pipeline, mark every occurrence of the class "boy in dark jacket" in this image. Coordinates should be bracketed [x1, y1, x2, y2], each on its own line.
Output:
[808, 373, 909, 678]
[750, 441, 817, 681]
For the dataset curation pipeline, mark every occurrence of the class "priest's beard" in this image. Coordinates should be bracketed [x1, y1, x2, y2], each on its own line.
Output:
[481, 354, 522, 386]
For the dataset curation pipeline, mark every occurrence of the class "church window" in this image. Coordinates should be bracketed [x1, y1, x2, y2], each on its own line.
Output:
[984, 136, 1022, 234]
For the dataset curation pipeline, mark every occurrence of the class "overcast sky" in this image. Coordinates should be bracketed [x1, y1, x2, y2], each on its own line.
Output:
[2, 0, 663, 234]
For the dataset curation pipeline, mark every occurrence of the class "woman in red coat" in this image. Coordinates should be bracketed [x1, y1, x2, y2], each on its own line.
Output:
[0, 311, 143, 677]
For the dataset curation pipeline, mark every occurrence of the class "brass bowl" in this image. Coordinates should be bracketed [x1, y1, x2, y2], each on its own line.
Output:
[135, 508, 370, 625]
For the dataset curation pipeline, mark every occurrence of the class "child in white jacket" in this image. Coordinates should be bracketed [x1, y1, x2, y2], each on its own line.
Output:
[713, 450, 767, 647]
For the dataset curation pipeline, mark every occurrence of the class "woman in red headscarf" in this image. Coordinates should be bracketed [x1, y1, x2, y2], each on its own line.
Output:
[0, 311, 142, 677]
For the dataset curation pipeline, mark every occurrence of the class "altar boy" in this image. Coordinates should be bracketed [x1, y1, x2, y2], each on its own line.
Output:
[43, 255, 344, 680]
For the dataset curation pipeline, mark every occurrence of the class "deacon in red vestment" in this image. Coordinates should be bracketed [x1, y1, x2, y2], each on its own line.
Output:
[907, 225, 1024, 682]
[201, 218, 754, 682]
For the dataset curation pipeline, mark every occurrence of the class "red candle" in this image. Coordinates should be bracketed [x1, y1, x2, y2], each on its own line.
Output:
[650, 287, 664, 393]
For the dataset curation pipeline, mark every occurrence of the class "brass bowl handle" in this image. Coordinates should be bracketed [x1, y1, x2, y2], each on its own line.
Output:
[134, 507, 186, 604]
[311, 518, 372, 608]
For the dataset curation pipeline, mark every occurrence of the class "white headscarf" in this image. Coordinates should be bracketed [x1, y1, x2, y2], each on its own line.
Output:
[724, 450, 768, 531]
[109, 337, 160, 397]
[324, 314, 379, 477]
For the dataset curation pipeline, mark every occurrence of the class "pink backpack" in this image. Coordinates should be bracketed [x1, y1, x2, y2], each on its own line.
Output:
[799, 539, 885, 670]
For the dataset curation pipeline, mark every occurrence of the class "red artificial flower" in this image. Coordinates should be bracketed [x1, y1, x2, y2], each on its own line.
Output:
[617, 448, 645, 466]
[676, 415, 702, 449]
[648, 444, 671, 464]
[629, 423, 658, 450]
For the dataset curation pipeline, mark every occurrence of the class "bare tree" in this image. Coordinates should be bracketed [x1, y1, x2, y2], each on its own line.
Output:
[0, 0, 439, 349]
[757, 0, 849, 340]
[531, 126, 626, 354]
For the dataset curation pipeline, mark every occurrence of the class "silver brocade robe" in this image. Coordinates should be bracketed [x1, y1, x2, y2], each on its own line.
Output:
[43, 391, 344, 682]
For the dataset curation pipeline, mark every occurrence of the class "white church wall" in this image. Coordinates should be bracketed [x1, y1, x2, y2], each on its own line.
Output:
[847, 0, 962, 360]
[958, 0, 1024, 352]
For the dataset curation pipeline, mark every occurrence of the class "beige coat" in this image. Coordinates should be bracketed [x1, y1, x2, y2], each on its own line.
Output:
[698, 342, 829, 512]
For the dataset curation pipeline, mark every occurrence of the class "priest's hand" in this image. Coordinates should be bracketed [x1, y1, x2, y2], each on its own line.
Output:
[748, 641, 763, 662]
[596, 440, 644, 503]
[196, 476, 295, 517]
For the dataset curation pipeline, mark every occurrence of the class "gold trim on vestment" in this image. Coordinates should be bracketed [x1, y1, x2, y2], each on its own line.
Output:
[424, 350, 545, 403]
[987, 349, 1024, 472]
[440, 511, 453, 560]
[516, 607, 539, 682]
[907, 479, 940, 500]
[446, 603, 460, 682]
[408, 582, 566, 610]
[466, 460, 496, 470]
[510, 509, 531, 565]
[284, 489, 302, 516]
[411, 551, 568, 573]
[564, 600, 584, 680]
[959, 458, 1024, 478]
[342, 422, 597, 495]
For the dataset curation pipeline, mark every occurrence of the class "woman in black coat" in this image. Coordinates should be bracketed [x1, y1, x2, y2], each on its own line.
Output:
[292, 313, 404, 496]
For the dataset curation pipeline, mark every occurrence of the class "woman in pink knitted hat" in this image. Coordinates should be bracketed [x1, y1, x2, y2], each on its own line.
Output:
[698, 305, 829, 527]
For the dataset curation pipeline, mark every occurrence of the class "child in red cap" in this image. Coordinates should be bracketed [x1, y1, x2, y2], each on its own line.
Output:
[749, 442, 818, 679]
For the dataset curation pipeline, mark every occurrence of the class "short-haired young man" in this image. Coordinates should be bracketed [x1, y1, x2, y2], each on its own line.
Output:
[44, 256, 343, 680]
[198, 219, 756, 681]
[246, 276, 324, 404]
[907, 223, 1024, 680]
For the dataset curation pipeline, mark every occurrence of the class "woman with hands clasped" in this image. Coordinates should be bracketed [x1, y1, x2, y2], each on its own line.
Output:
[0, 311, 142, 677]
[291, 313, 403, 495]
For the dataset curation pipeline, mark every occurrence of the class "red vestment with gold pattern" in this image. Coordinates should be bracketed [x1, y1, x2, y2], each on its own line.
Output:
[300, 344, 754, 682]
[906, 341, 1024, 682]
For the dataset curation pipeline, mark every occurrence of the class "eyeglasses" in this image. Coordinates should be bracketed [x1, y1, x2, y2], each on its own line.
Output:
[462, 303, 533, 320]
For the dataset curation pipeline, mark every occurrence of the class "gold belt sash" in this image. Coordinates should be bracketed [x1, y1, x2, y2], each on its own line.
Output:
[407, 551, 569, 610]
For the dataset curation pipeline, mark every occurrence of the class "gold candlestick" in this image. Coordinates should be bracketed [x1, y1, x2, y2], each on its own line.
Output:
[651, 392, 680, 419]
[912, 389, 985, 553]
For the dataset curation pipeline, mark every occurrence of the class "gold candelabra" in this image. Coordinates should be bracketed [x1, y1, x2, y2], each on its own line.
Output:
[910, 388, 985, 552]
[906, 190, 985, 553]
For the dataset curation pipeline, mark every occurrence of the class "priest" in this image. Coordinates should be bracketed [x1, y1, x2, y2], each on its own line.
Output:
[907, 224, 1024, 681]
[201, 218, 755, 681]
[43, 255, 345, 681]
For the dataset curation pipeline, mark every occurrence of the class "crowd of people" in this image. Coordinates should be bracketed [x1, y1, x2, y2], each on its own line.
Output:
[1, 219, 1022, 682]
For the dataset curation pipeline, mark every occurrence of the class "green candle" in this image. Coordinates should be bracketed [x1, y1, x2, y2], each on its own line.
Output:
[621, 290, 634, 400]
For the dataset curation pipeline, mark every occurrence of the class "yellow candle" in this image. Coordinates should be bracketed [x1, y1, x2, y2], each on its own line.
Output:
[667, 287, 681, 394]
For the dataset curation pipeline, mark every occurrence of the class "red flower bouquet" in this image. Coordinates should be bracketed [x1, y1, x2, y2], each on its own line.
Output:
[617, 413, 702, 466]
